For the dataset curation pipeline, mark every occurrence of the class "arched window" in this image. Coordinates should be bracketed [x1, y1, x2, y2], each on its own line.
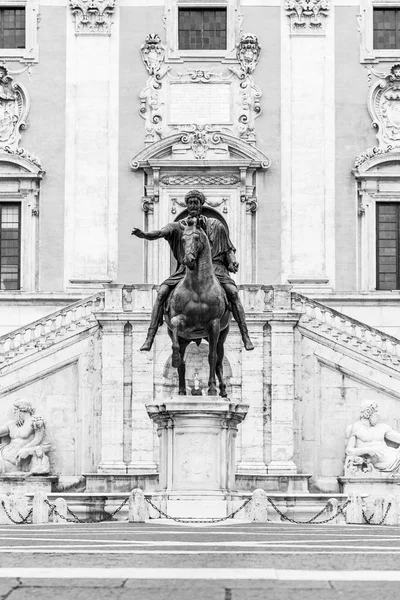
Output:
[170, 207, 230, 274]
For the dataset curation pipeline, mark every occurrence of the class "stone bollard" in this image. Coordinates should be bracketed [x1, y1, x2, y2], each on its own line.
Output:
[326, 498, 341, 524]
[10, 494, 29, 523]
[383, 495, 398, 526]
[0, 494, 11, 524]
[371, 496, 384, 525]
[52, 498, 68, 524]
[246, 489, 269, 523]
[345, 494, 363, 524]
[32, 491, 49, 525]
[128, 488, 149, 523]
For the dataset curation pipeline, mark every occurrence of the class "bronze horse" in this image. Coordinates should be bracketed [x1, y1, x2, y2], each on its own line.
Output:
[164, 218, 231, 397]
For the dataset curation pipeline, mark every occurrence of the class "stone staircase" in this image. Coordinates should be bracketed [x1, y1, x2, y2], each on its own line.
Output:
[0, 287, 399, 375]
[292, 293, 400, 372]
[0, 292, 104, 371]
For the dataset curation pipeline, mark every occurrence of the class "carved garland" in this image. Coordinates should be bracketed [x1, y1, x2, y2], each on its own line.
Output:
[69, 0, 116, 35]
[285, 0, 330, 32]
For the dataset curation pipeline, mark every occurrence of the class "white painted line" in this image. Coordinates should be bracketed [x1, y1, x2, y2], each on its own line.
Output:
[0, 542, 398, 550]
[0, 568, 398, 581]
[0, 549, 398, 555]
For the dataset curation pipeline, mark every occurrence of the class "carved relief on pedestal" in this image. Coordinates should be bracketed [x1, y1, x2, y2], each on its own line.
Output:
[285, 0, 330, 33]
[138, 33, 263, 151]
[69, 0, 116, 35]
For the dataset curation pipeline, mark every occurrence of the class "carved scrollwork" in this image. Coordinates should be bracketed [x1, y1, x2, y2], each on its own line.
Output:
[140, 34, 166, 76]
[354, 145, 393, 168]
[285, 0, 330, 32]
[236, 34, 261, 75]
[69, 0, 116, 35]
[139, 33, 263, 145]
[365, 65, 400, 152]
[179, 125, 222, 160]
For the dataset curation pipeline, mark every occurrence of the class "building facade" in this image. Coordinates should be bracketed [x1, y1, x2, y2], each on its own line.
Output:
[0, 0, 399, 498]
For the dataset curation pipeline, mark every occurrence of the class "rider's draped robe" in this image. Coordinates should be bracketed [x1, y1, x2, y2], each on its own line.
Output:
[161, 216, 237, 288]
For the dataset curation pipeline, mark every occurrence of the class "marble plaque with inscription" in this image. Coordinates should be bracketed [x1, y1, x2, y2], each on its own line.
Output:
[169, 83, 231, 124]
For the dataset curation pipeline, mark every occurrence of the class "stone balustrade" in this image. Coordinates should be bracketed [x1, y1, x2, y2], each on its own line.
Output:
[292, 293, 400, 369]
[0, 293, 105, 368]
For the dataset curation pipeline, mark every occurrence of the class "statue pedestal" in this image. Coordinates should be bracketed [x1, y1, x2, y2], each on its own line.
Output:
[146, 397, 249, 518]
[339, 475, 400, 497]
[0, 475, 58, 494]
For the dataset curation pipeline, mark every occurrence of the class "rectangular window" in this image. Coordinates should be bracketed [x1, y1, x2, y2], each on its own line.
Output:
[0, 7, 25, 49]
[376, 203, 400, 290]
[0, 203, 20, 290]
[373, 8, 400, 49]
[178, 8, 227, 51]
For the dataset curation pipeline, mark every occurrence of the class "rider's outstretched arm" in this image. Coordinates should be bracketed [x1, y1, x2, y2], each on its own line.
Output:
[131, 227, 169, 241]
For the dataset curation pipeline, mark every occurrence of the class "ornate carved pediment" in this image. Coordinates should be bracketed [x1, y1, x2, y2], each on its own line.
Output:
[285, 0, 330, 33]
[69, 0, 115, 35]
[138, 33, 262, 146]
[130, 132, 271, 170]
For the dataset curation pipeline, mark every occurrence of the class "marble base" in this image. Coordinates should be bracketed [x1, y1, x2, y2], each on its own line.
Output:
[146, 396, 248, 517]
[339, 476, 400, 496]
[0, 475, 58, 494]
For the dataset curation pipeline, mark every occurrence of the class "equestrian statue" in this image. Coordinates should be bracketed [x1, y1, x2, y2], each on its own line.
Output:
[132, 189, 254, 396]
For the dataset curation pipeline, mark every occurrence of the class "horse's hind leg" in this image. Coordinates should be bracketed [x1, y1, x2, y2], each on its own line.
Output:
[178, 338, 190, 395]
[216, 326, 229, 398]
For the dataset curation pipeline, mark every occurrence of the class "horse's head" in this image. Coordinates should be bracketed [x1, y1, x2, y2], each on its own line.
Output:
[180, 217, 205, 270]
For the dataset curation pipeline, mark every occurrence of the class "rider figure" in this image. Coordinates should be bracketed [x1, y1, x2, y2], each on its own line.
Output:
[132, 189, 254, 352]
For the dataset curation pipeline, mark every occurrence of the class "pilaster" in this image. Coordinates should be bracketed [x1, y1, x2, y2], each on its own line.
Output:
[268, 316, 299, 474]
[98, 318, 126, 473]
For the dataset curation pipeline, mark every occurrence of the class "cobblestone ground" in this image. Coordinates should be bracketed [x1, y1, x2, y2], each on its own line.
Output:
[0, 521, 399, 598]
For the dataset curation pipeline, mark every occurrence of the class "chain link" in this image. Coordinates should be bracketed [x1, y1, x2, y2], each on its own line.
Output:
[266, 497, 351, 525]
[44, 497, 130, 524]
[144, 497, 252, 524]
[0, 500, 32, 524]
[362, 502, 392, 526]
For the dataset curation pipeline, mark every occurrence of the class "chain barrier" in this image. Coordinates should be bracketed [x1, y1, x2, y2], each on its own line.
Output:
[0, 495, 395, 527]
[0, 500, 32, 525]
[266, 497, 351, 525]
[362, 502, 392, 526]
[44, 497, 130, 524]
[144, 497, 252, 524]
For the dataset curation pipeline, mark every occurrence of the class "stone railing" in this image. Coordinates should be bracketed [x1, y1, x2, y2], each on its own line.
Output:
[0, 293, 105, 367]
[292, 293, 400, 369]
[100, 283, 291, 314]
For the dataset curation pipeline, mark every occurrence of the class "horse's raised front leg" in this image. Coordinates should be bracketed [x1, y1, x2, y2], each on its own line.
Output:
[216, 326, 229, 398]
[178, 338, 190, 395]
[207, 319, 220, 396]
[169, 315, 186, 368]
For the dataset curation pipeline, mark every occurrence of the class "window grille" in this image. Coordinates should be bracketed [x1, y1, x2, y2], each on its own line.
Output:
[0, 203, 21, 290]
[178, 8, 227, 50]
[376, 203, 400, 290]
[373, 8, 400, 49]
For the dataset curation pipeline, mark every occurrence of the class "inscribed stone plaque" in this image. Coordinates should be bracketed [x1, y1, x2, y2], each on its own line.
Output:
[169, 83, 231, 124]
